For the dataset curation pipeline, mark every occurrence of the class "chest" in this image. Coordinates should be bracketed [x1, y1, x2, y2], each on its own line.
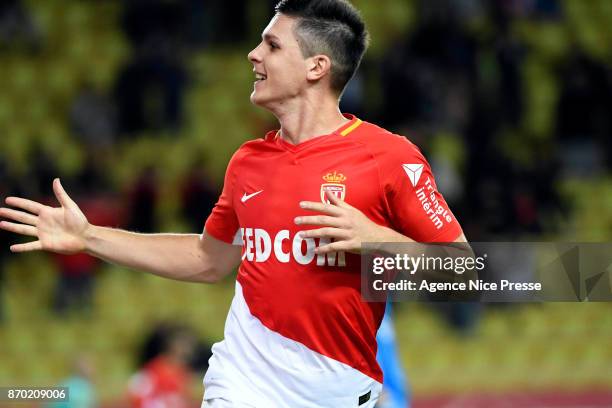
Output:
[233, 145, 385, 228]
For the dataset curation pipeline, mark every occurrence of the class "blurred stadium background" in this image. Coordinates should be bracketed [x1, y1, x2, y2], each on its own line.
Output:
[0, 0, 611, 407]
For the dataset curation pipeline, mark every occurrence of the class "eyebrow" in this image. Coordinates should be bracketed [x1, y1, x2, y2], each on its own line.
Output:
[263, 33, 281, 43]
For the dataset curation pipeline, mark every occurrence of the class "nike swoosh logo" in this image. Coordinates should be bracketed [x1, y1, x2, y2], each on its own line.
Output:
[241, 190, 263, 203]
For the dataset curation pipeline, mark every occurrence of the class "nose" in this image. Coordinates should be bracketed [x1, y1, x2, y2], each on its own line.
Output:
[248, 42, 262, 64]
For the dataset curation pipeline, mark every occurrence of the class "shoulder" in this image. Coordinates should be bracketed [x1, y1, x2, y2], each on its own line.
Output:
[234, 137, 268, 156]
[351, 120, 425, 163]
[227, 132, 275, 167]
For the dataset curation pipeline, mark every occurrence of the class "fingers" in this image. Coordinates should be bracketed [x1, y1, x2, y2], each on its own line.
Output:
[4, 197, 44, 215]
[299, 200, 343, 215]
[0, 221, 37, 237]
[316, 240, 350, 254]
[0, 207, 38, 226]
[53, 178, 74, 208]
[324, 189, 346, 207]
[325, 190, 353, 209]
[299, 191, 352, 214]
[300, 227, 350, 240]
[295, 215, 344, 227]
[10, 240, 43, 252]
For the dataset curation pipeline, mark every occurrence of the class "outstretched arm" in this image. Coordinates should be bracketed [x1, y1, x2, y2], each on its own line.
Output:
[0, 178, 241, 283]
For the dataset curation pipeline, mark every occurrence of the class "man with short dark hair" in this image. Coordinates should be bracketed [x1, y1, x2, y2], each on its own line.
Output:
[0, 1, 466, 406]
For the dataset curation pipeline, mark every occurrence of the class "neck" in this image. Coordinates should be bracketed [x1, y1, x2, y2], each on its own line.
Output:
[272, 94, 350, 145]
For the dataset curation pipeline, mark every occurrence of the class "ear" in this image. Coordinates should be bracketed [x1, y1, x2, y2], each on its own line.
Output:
[306, 54, 332, 82]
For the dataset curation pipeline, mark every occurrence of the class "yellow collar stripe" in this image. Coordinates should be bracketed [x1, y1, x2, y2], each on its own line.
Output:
[275, 118, 362, 139]
[340, 118, 363, 136]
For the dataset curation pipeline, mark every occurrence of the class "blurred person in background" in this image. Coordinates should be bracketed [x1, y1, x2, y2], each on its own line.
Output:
[0, 1, 468, 406]
[555, 50, 612, 176]
[125, 166, 159, 234]
[52, 249, 99, 316]
[115, 0, 188, 134]
[0, 237, 5, 322]
[136, 321, 214, 382]
[0, 211, 7, 324]
[0, 0, 41, 52]
[114, 47, 188, 134]
[70, 81, 118, 152]
[46, 355, 97, 408]
[0, 169, 6, 321]
[376, 302, 410, 408]
[128, 324, 197, 408]
[197, 0, 249, 45]
[180, 160, 219, 233]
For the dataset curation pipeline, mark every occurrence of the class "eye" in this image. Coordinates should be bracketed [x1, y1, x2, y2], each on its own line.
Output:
[269, 42, 279, 50]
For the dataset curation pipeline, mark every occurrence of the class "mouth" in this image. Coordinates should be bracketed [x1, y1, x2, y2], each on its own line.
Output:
[254, 71, 267, 83]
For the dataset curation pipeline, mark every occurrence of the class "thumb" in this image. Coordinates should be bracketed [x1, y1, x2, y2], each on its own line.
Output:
[53, 178, 74, 208]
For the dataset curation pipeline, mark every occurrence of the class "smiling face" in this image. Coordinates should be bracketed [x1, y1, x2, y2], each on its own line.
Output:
[247, 14, 311, 109]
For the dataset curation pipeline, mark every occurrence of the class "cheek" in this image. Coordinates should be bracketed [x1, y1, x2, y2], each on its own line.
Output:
[266, 55, 307, 90]
[277, 64, 306, 87]
[269, 66, 293, 88]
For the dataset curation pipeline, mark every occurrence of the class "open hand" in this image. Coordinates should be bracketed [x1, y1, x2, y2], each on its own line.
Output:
[0, 178, 90, 254]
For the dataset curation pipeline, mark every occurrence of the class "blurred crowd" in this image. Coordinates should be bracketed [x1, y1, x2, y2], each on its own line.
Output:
[0, 0, 611, 387]
[375, 0, 610, 240]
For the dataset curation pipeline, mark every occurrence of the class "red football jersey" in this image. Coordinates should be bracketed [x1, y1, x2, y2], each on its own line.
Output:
[203, 114, 462, 406]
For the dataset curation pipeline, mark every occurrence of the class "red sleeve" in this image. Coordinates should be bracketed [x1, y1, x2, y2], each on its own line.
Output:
[380, 138, 463, 243]
[204, 150, 241, 244]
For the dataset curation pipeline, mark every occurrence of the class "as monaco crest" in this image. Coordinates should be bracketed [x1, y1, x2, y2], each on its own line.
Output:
[321, 171, 346, 203]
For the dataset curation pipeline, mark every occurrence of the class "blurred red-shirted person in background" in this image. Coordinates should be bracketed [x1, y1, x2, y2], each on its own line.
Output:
[128, 325, 197, 408]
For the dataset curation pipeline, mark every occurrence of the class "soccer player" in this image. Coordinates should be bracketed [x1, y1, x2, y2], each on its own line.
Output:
[0, 0, 467, 406]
